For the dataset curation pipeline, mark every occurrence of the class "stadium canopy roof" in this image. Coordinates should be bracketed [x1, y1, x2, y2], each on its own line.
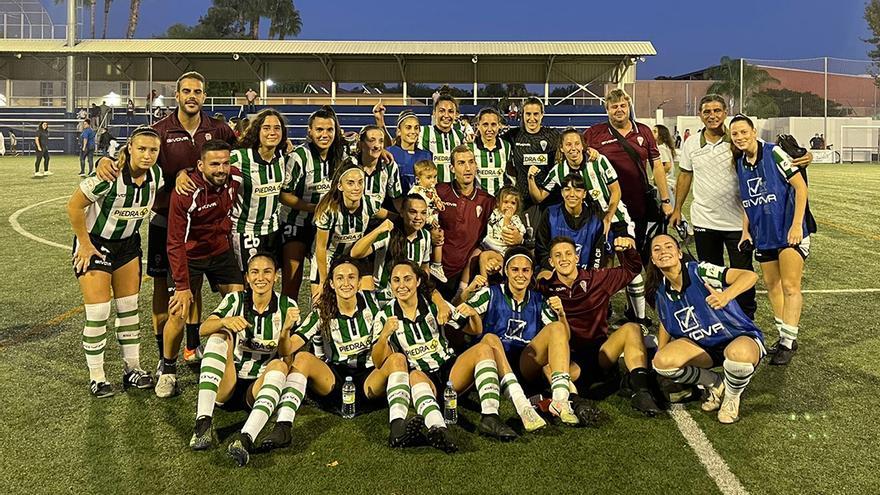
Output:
[0, 39, 655, 86]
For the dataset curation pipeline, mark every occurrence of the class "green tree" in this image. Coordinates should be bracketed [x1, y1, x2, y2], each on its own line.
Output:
[161, 0, 301, 40]
[757, 88, 851, 117]
[707, 56, 780, 114]
[101, 0, 112, 39]
[864, 0, 880, 80]
[126, 0, 141, 38]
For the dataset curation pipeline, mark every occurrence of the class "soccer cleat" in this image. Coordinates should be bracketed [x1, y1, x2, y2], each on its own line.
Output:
[227, 432, 254, 467]
[478, 414, 518, 441]
[518, 406, 547, 432]
[770, 340, 798, 366]
[122, 368, 155, 390]
[33, 171, 42, 178]
[189, 416, 217, 451]
[90, 380, 115, 399]
[183, 345, 204, 364]
[571, 396, 606, 427]
[426, 425, 458, 453]
[701, 381, 725, 412]
[549, 400, 579, 426]
[43, 170, 53, 176]
[429, 262, 448, 283]
[717, 394, 741, 424]
[260, 421, 292, 451]
[631, 390, 661, 417]
[79, 173, 87, 178]
[389, 416, 427, 448]
[154, 373, 179, 398]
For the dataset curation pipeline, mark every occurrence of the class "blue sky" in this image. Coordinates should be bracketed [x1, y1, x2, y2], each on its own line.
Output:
[43, 0, 871, 79]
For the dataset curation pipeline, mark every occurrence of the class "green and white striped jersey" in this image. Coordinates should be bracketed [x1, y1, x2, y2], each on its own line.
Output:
[373, 297, 466, 373]
[360, 158, 403, 205]
[371, 228, 432, 289]
[419, 125, 466, 183]
[294, 291, 386, 369]
[469, 139, 512, 196]
[315, 196, 383, 260]
[282, 143, 333, 227]
[79, 164, 164, 240]
[540, 154, 632, 225]
[211, 290, 299, 379]
[231, 148, 287, 235]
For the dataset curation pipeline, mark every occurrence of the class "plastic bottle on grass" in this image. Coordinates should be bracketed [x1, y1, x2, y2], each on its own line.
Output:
[443, 381, 458, 424]
[342, 376, 356, 419]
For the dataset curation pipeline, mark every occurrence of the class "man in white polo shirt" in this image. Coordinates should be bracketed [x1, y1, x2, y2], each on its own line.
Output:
[669, 94, 811, 320]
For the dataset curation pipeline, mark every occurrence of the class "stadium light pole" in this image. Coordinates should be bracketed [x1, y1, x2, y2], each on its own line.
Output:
[824, 57, 828, 147]
[739, 58, 744, 115]
[65, 0, 76, 113]
[472, 55, 478, 106]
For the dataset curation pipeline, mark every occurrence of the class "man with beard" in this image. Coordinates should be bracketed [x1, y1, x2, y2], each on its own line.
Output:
[156, 140, 244, 397]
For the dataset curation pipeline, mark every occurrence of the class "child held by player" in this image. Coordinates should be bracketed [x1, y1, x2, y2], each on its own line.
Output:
[409, 159, 448, 282]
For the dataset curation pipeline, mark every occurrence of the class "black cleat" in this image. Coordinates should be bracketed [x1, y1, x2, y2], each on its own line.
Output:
[227, 432, 254, 467]
[260, 421, 292, 451]
[631, 390, 661, 417]
[426, 426, 458, 453]
[389, 415, 426, 448]
[122, 368, 155, 390]
[571, 396, 606, 427]
[90, 380, 114, 399]
[189, 416, 217, 451]
[477, 414, 518, 441]
[770, 340, 798, 366]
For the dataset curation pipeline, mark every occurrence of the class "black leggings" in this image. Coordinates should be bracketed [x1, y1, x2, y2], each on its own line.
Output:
[34, 149, 49, 172]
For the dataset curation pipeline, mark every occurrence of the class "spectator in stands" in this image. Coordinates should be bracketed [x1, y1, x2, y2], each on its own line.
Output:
[8, 131, 17, 156]
[245, 88, 258, 114]
[674, 129, 682, 149]
[80, 119, 96, 177]
[583, 88, 673, 260]
[126, 99, 135, 127]
[99, 101, 111, 129]
[34, 122, 50, 177]
[809, 133, 821, 150]
[89, 103, 100, 121]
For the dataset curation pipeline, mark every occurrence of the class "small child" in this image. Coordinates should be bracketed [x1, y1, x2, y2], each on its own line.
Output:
[409, 159, 447, 282]
[476, 186, 526, 279]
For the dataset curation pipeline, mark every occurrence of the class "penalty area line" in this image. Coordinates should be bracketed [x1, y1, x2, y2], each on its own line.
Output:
[669, 405, 750, 495]
[8, 196, 69, 251]
[756, 288, 880, 294]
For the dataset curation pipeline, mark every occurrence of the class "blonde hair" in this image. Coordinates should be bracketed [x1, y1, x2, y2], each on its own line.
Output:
[414, 159, 436, 178]
[604, 88, 631, 107]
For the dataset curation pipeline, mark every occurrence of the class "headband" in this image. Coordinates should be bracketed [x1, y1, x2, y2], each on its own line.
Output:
[504, 252, 533, 271]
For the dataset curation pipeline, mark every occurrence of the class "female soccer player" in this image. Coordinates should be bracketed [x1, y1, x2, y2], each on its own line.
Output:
[646, 234, 765, 423]
[67, 126, 163, 397]
[350, 194, 433, 291]
[460, 246, 576, 426]
[357, 124, 403, 212]
[469, 107, 513, 196]
[730, 114, 809, 365]
[230, 109, 288, 271]
[188, 253, 300, 465]
[372, 260, 539, 451]
[312, 161, 390, 298]
[257, 256, 420, 457]
[383, 108, 432, 194]
[279, 106, 346, 299]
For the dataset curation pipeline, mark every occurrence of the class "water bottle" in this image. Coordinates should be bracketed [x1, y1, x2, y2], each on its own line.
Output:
[341, 376, 356, 419]
[443, 381, 457, 424]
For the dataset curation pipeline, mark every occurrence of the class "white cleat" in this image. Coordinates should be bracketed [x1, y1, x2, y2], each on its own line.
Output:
[717, 394, 741, 424]
[519, 406, 547, 432]
[154, 373, 179, 398]
[702, 381, 725, 412]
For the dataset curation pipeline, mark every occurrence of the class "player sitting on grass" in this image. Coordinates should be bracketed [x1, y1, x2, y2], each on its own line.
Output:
[67, 126, 163, 398]
[189, 254, 300, 459]
[250, 257, 422, 461]
[646, 234, 765, 424]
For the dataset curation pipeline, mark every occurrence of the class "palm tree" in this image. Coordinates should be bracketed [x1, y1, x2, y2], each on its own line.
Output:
[266, 0, 302, 39]
[55, 0, 96, 38]
[102, 0, 112, 39]
[707, 56, 780, 113]
[127, 0, 141, 38]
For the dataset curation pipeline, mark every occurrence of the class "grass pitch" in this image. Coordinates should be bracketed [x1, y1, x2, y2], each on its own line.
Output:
[0, 156, 877, 494]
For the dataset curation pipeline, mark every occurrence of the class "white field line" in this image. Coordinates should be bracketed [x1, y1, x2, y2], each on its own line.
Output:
[8, 196, 69, 250]
[756, 289, 880, 294]
[669, 404, 750, 495]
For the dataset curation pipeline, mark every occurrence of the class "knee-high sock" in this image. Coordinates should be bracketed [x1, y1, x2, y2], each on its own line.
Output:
[550, 371, 572, 403]
[386, 371, 410, 423]
[500, 373, 531, 415]
[626, 274, 646, 319]
[114, 294, 140, 371]
[412, 382, 444, 429]
[196, 334, 228, 419]
[780, 323, 799, 348]
[655, 366, 719, 388]
[474, 359, 501, 415]
[242, 370, 286, 440]
[185, 323, 201, 351]
[83, 302, 111, 382]
[722, 360, 755, 400]
[276, 372, 307, 424]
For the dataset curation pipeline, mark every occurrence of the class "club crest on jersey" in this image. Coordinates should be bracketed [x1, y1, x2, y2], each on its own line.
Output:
[540, 140, 548, 151]
[637, 136, 644, 146]
[205, 133, 212, 141]
[476, 205, 483, 218]
[579, 280, 588, 292]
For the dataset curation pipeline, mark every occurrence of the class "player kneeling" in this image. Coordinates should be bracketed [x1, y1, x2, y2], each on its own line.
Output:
[67, 126, 163, 397]
[254, 256, 424, 465]
[647, 234, 765, 424]
[189, 254, 300, 461]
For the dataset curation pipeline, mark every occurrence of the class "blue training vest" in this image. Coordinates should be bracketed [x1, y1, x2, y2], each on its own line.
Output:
[482, 284, 544, 352]
[389, 146, 433, 195]
[655, 262, 764, 350]
[548, 204, 607, 269]
[736, 141, 806, 251]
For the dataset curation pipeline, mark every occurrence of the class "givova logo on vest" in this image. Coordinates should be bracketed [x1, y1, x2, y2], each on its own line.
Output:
[504, 319, 528, 343]
[674, 306, 723, 341]
[111, 206, 150, 220]
[742, 177, 776, 208]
